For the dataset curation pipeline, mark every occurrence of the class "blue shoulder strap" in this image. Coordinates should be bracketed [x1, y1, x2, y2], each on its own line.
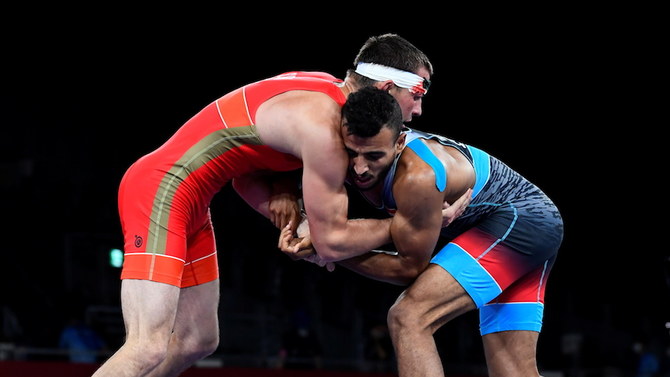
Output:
[406, 138, 446, 192]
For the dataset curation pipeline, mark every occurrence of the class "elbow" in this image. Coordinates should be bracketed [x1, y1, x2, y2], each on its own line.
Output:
[384, 268, 420, 287]
[394, 277, 414, 286]
[311, 233, 349, 263]
[313, 245, 341, 263]
[316, 253, 338, 264]
[395, 260, 430, 285]
[394, 270, 419, 286]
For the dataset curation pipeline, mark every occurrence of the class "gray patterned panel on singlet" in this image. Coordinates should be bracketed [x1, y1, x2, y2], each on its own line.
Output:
[384, 129, 563, 254]
[441, 154, 564, 254]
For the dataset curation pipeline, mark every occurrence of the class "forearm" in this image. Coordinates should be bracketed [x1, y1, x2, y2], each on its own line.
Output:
[232, 174, 272, 217]
[311, 217, 393, 262]
[337, 252, 422, 286]
[335, 206, 440, 283]
[233, 172, 301, 228]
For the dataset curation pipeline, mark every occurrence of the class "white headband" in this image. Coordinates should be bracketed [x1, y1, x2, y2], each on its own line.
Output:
[355, 62, 429, 95]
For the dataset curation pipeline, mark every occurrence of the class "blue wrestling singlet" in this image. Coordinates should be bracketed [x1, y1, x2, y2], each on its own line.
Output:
[381, 128, 564, 335]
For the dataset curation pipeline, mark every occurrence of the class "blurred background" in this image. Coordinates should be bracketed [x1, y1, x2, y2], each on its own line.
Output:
[1, 6, 666, 377]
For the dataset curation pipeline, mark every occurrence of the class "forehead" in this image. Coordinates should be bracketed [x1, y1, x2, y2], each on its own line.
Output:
[415, 66, 432, 96]
[417, 66, 431, 80]
[342, 127, 398, 151]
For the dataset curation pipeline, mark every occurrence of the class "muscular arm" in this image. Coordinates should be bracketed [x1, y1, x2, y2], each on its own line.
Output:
[255, 91, 392, 262]
[300, 125, 393, 262]
[338, 167, 445, 285]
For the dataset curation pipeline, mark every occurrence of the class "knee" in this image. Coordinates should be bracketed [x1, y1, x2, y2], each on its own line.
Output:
[181, 330, 219, 361]
[197, 331, 220, 358]
[124, 337, 171, 372]
[387, 297, 422, 336]
[143, 343, 171, 368]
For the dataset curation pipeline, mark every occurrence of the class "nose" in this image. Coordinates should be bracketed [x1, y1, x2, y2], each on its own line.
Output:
[413, 101, 423, 118]
[352, 156, 368, 176]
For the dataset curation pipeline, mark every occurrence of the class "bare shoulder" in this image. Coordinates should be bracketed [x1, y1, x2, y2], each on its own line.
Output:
[257, 90, 341, 128]
[396, 150, 441, 189]
[255, 90, 343, 157]
[392, 155, 444, 227]
[394, 153, 444, 204]
[398, 140, 475, 203]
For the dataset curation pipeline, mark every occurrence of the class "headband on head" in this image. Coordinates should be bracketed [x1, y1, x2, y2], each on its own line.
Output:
[355, 62, 430, 95]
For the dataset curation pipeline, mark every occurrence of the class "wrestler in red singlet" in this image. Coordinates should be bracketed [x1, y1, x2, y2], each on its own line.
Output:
[118, 72, 346, 287]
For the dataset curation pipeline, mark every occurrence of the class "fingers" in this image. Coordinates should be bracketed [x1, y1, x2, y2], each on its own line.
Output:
[456, 189, 472, 215]
[293, 237, 312, 253]
[278, 221, 293, 249]
[290, 212, 302, 234]
[276, 214, 290, 231]
[278, 212, 300, 232]
[456, 188, 472, 208]
[441, 188, 473, 227]
[294, 248, 316, 259]
[277, 220, 316, 258]
[444, 188, 472, 212]
[268, 197, 301, 230]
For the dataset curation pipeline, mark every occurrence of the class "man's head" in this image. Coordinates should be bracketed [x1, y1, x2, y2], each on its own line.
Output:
[341, 87, 406, 191]
[347, 34, 433, 122]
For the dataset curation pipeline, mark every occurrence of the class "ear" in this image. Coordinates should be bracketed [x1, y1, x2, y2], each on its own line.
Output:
[395, 132, 407, 152]
[375, 80, 395, 91]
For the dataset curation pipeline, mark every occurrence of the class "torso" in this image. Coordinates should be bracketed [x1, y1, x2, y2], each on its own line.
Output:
[125, 71, 347, 208]
[379, 129, 561, 242]
[379, 128, 476, 213]
[397, 139, 475, 204]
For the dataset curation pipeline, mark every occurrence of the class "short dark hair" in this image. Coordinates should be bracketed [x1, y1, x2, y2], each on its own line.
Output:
[342, 87, 404, 138]
[348, 34, 433, 87]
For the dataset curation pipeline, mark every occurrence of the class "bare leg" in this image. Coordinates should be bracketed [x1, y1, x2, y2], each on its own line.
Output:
[482, 330, 541, 377]
[387, 265, 476, 377]
[146, 279, 220, 377]
[93, 280, 180, 377]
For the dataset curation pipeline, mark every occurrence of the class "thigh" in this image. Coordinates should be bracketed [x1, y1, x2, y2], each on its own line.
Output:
[433, 219, 554, 309]
[395, 264, 476, 331]
[119, 163, 190, 287]
[121, 279, 181, 344]
[173, 279, 220, 337]
[182, 211, 219, 288]
[480, 254, 557, 335]
[494, 254, 556, 305]
[482, 330, 539, 376]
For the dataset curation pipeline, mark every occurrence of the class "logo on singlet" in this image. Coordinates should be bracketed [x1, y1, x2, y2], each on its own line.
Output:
[134, 235, 143, 248]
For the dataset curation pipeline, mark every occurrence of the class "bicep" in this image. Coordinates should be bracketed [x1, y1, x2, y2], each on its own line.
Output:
[390, 177, 444, 261]
[299, 132, 350, 237]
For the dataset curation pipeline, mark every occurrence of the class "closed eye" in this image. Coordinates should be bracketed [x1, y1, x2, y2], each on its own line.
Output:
[345, 146, 385, 161]
[364, 152, 385, 161]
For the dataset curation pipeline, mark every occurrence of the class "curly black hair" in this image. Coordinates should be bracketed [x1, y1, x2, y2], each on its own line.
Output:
[342, 87, 404, 138]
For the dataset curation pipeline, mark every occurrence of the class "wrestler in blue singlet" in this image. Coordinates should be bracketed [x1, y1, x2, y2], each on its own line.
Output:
[381, 128, 563, 335]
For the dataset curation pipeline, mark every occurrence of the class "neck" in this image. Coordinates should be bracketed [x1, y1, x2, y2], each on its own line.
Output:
[338, 77, 360, 98]
[358, 182, 385, 209]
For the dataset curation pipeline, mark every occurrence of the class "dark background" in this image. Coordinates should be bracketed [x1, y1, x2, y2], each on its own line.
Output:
[1, 7, 666, 375]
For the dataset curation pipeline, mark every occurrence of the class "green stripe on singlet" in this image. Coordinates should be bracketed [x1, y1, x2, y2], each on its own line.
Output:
[146, 125, 263, 254]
